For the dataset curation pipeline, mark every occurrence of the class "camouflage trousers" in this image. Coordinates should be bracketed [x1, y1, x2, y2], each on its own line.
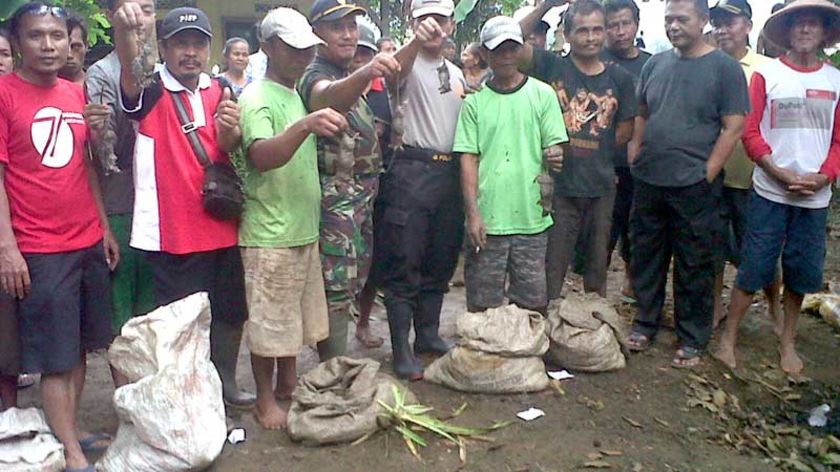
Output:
[317, 173, 379, 359]
[464, 231, 548, 312]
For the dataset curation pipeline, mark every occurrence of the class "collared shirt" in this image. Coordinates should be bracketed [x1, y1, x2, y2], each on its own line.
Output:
[120, 66, 238, 254]
[246, 50, 267, 83]
[724, 48, 772, 189]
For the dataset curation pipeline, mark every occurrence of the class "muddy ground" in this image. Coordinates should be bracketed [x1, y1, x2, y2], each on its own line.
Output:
[18, 232, 840, 472]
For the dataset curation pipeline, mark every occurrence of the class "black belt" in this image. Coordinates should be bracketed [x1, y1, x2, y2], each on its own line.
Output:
[395, 146, 454, 164]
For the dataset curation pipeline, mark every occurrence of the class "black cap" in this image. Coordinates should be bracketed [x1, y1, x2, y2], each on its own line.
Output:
[710, 0, 753, 20]
[310, 0, 366, 24]
[160, 7, 212, 40]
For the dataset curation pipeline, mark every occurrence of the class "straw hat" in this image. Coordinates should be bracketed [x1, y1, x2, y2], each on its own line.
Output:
[761, 0, 840, 50]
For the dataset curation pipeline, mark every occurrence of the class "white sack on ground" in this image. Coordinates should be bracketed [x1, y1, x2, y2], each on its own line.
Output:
[98, 292, 226, 471]
[0, 407, 64, 472]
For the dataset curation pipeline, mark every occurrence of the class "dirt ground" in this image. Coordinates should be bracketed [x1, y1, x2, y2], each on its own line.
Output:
[17, 240, 840, 471]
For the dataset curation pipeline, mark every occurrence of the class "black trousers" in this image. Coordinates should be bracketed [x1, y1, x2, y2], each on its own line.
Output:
[629, 178, 722, 350]
[375, 148, 464, 312]
[608, 166, 634, 265]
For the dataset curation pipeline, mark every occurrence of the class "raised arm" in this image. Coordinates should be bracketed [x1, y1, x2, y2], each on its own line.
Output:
[111, 2, 147, 105]
[248, 108, 348, 172]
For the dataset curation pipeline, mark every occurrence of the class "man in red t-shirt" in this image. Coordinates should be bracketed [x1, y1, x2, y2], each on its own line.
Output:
[0, 3, 118, 471]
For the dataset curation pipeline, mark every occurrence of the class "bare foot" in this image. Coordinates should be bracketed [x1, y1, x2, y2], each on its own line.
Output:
[254, 397, 287, 430]
[779, 345, 804, 376]
[712, 345, 737, 370]
[712, 305, 726, 331]
[355, 325, 384, 348]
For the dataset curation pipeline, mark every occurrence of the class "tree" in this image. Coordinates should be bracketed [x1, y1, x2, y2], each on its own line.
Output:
[0, 0, 110, 46]
[361, 0, 524, 46]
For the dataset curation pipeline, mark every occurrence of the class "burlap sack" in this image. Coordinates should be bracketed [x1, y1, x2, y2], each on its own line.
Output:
[545, 293, 628, 372]
[286, 357, 414, 446]
[425, 304, 549, 393]
[456, 305, 549, 356]
[424, 347, 549, 393]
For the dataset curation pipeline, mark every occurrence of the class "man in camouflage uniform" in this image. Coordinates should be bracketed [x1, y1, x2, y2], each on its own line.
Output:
[299, 0, 434, 360]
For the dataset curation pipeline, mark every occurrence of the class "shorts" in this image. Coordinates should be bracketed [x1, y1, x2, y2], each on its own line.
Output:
[242, 244, 329, 358]
[18, 242, 112, 374]
[0, 294, 18, 376]
[109, 214, 156, 334]
[735, 192, 827, 295]
[144, 246, 247, 327]
[464, 232, 548, 311]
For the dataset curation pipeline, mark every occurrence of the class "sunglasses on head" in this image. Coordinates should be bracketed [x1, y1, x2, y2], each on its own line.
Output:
[16, 3, 67, 19]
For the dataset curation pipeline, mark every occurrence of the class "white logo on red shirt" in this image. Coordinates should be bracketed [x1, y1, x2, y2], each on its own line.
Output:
[30, 107, 85, 169]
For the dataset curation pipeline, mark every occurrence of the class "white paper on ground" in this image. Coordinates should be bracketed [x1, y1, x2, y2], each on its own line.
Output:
[516, 407, 545, 421]
[547, 370, 575, 381]
[227, 428, 246, 445]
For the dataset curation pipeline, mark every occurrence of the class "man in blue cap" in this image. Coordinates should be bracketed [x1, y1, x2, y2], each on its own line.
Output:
[709, 0, 780, 333]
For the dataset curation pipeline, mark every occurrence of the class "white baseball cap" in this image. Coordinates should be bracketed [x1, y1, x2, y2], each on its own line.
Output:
[411, 0, 455, 19]
[261, 7, 325, 50]
[480, 16, 524, 51]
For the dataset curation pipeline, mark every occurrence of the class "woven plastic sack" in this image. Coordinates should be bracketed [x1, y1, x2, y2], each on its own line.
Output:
[0, 407, 64, 472]
[545, 293, 628, 372]
[97, 292, 226, 471]
[287, 357, 414, 446]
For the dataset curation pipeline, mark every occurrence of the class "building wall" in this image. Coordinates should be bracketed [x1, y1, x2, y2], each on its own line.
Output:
[158, 0, 314, 65]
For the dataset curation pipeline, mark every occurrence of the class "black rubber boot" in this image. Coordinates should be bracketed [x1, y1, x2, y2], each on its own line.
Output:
[386, 301, 423, 381]
[210, 320, 256, 409]
[413, 292, 454, 355]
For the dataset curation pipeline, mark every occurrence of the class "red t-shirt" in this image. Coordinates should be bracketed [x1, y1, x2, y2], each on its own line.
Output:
[0, 74, 102, 254]
[122, 69, 237, 254]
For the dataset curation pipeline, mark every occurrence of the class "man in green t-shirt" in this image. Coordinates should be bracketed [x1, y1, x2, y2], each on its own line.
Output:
[454, 16, 568, 313]
[236, 8, 349, 431]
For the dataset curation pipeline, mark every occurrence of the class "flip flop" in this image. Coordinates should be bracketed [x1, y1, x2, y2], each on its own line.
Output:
[671, 346, 702, 369]
[16, 374, 35, 389]
[65, 466, 94, 472]
[79, 432, 111, 454]
[626, 331, 652, 352]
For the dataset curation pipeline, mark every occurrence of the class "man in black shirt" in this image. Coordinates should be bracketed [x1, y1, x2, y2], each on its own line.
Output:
[625, 0, 749, 368]
[520, 0, 637, 300]
[602, 0, 650, 300]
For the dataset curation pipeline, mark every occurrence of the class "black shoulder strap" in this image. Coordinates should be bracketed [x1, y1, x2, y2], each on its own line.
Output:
[171, 91, 212, 168]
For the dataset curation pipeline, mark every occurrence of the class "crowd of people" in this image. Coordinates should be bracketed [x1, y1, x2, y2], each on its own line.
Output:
[0, 0, 838, 469]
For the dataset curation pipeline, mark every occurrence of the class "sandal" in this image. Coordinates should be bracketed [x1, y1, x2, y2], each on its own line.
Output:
[626, 331, 652, 352]
[17, 374, 35, 389]
[79, 432, 111, 454]
[355, 329, 384, 349]
[671, 346, 702, 369]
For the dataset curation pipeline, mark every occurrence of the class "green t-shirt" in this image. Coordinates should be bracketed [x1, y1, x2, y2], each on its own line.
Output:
[235, 79, 321, 248]
[453, 77, 569, 235]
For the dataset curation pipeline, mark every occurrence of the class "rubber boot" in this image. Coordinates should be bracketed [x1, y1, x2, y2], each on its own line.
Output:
[386, 301, 423, 381]
[413, 292, 454, 355]
[317, 310, 349, 362]
[210, 320, 256, 408]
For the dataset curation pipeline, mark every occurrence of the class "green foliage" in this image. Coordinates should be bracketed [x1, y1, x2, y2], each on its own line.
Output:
[364, 0, 525, 46]
[54, 0, 111, 45]
[0, 0, 110, 46]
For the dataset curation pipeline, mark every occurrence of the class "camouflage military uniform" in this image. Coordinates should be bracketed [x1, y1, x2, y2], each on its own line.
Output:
[299, 55, 383, 359]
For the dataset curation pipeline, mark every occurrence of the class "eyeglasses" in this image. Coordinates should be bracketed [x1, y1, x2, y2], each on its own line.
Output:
[16, 3, 67, 19]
